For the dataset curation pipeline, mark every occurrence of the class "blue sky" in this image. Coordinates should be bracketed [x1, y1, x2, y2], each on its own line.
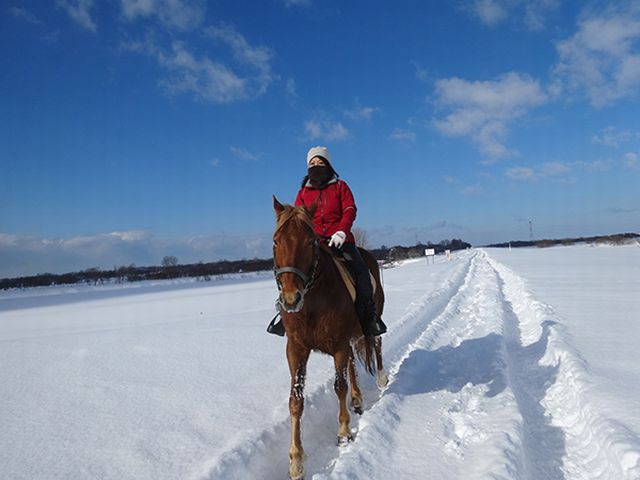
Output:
[1, 0, 639, 277]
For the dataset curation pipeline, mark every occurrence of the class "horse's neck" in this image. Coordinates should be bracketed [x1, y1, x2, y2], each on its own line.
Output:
[315, 247, 342, 287]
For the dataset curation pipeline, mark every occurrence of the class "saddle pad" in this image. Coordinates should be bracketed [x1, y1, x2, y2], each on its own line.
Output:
[331, 255, 377, 303]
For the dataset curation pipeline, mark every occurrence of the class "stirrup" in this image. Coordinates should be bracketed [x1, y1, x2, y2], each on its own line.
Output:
[267, 314, 285, 337]
[370, 317, 387, 336]
[360, 314, 387, 337]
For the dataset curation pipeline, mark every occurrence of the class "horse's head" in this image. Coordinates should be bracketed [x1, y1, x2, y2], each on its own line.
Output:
[272, 196, 318, 313]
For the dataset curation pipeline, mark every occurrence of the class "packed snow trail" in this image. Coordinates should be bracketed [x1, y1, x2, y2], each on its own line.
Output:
[202, 250, 640, 480]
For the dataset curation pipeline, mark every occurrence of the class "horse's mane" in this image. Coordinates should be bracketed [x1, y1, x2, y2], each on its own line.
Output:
[275, 204, 314, 236]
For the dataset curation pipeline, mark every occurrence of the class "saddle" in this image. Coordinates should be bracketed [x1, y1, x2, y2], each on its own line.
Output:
[324, 245, 377, 302]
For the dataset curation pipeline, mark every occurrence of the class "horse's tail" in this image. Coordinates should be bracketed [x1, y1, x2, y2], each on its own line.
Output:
[353, 335, 376, 376]
[355, 247, 385, 376]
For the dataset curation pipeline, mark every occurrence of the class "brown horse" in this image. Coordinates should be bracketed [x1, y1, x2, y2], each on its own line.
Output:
[272, 196, 388, 480]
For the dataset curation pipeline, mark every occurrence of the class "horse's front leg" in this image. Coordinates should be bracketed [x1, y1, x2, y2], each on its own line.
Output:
[334, 347, 353, 445]
[287, 340, 309, 480]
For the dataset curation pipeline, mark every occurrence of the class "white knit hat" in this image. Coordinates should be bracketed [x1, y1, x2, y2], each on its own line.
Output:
[306, 146, 331, 167]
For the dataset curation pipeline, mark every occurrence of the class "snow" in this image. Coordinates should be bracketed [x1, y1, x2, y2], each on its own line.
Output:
[1, 245, 639, 479]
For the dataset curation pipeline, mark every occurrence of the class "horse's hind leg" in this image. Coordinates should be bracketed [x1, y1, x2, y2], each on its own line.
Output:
[333, 348, 353, 445]
[287, 341, 309, 480]
[374, 336, 389, 389]
[347, 348, 364, 415]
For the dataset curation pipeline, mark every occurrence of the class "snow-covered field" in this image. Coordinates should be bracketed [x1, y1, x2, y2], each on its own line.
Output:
[1, 245, 639, 479]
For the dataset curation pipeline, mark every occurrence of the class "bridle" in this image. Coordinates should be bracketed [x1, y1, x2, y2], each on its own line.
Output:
[273, 210, 320, 313]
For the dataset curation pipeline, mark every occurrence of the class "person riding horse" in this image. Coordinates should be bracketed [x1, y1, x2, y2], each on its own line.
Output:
[268, 146, 387, 338]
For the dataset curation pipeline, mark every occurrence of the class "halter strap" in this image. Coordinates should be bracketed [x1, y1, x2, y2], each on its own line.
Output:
[273, 207, 320, 313]
[273, 266, 309, 285]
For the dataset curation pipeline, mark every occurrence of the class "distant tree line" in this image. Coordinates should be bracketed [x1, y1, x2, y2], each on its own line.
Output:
[1, 237, 474, 290]
[370, 238, 472, 262]
[0, 258, 273, 290]
[484, 232, 639, 249]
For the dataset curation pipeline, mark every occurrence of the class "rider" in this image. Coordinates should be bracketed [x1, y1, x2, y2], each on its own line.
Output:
[268, 146, 387, 338]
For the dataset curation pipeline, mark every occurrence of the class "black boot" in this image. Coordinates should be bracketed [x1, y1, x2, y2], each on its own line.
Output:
[357, 301, 387, 337]
[363, 312, 387, 337]
[267, 313, 285, 336]
[369, 314, 387, 336]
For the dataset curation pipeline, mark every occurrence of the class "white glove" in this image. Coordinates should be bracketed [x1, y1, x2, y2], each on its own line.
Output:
[328, 231, 346, 249]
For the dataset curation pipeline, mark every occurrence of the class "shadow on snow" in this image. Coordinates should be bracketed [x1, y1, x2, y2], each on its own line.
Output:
[385, 322, 566, 479]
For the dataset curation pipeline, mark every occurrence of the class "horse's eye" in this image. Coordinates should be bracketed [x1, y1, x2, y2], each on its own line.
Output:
[273, 240, 278, 247]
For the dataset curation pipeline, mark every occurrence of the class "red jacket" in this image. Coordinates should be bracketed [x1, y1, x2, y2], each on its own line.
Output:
[294, 178, 357, 244]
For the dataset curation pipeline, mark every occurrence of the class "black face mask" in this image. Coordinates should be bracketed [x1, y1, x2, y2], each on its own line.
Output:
[308, 165, 333, 186]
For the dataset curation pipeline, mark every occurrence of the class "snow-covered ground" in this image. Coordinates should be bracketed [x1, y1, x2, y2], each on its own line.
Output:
[1, 245, 639, 479]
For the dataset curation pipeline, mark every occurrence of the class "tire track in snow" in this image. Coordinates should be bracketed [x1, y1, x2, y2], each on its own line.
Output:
[193, 253, 477, 480]
[488, 253, 640, 480]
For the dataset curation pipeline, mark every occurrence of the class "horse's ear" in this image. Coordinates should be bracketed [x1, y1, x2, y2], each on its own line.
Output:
[273, 195, 285, 216]
[307, 197, 318, 218]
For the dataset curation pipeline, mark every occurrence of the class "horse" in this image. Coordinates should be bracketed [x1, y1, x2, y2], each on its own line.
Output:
[272, 196, 388, 480]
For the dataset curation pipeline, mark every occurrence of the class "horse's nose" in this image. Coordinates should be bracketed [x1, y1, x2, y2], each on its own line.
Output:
[282, 290, 303, 312]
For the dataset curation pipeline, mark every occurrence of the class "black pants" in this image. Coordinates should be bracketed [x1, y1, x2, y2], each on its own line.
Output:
[341, 243, 375, 323]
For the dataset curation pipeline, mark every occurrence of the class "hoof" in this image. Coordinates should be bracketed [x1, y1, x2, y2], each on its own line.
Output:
[350, 399, 364, 415]
[288, 459, 304, 480]
[288, 466, 304, 480]
[376, 368, 389, 389]
[336, 433, 353, 446]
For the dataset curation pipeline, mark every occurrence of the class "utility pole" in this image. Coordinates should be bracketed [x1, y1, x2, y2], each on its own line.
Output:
[529, 220, 535, 242]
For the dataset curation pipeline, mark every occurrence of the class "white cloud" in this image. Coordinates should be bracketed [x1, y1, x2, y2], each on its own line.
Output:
[158, 41, 247, 103]
[119, 0, 205, 30]
[505, 166, 536, 180]
[466, 0, 509, 26]
[523, 0, 561, 31]
[280, 0, 312, 7]
[444, 175, 459, 185]
[433, 72, 547, 161]
[592, 126, 637, 147]
[461, 0, 560, 30]
[57, 0, 97, 32]
[412, 61, 429, 82]
[8, 7, 43, 25]
[552, 4, 640, 107]
[286, 78, 298, 98]
[539, 161, 571, 176]
[230, 146, 261, 161]
[123, 34, 274, 104]
[505, 158, 616, 181]
[623, 152, 638, 169]
[389, 128, 416, 143]
[0, 231, 154, 277]
[61, 231, 151, 251]
[204, 24, 275, 97]
[573, 159, 612, 172]
[462, 185, 484, 195]
[208, 158, 221, 167]
[0, 230, 273, 278]
[345, 105, 379, 121]
[305, 120, 349, 141]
